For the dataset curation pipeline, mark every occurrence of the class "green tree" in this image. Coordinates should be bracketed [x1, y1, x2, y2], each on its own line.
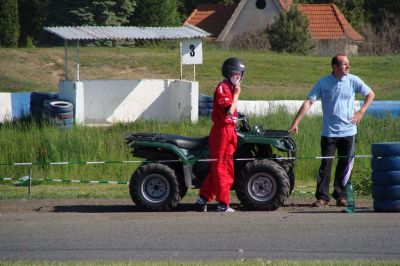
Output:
[45, 0, 135, 26]
[130, 0, 181, 26]
[0, 0, 20, 47]
[18, 0, 48, 47]
[267, 6, 312, 54]
[45, 0, 94, 26]
[364, 0, 400, 25]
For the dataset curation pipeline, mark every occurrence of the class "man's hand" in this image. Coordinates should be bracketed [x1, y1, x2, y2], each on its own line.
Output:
[351, 110, 364, 125]
[288, 124, 299, 134]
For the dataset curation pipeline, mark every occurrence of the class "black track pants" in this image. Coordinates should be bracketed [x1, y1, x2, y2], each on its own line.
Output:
[315, 135, 355, 202]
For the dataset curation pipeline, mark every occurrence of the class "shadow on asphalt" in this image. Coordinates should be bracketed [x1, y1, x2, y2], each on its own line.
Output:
[51, 203, 374, 213]
[51, 202, 251, 213]
[51, 203, 231, 213]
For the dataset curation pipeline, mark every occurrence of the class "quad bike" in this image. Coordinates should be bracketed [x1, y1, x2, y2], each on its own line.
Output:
[126, 114, 296, 211]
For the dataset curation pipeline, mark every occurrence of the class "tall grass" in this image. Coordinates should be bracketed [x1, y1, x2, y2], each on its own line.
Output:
[0, 117, 212, 185]
[1, 112, 398, 192]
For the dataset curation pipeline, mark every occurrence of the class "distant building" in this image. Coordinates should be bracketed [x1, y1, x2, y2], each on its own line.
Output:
[185, 0, 363, 55]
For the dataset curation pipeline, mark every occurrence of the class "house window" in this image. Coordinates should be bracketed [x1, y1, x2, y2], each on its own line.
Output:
[256, 0, 267, 9]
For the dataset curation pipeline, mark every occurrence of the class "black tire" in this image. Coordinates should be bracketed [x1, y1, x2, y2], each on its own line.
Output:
[129, 163, 182, 211]
[374, 199, 400, 212]
[199, 102, 213, 109]
[49, 100, 73, 113]
[199, 109, 212, 117]
[199, 95, 213, 103]
[372, 185, 400, 201]
[278, 159, 295, 195]
[372, 171, 400, 185]
[371, 142, 400, 157]
[371, 157, 400, 171]
[235, 160, 290, 211]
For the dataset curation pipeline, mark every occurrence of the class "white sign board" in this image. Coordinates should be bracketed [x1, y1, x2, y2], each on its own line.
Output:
[181, 39, 203, 65]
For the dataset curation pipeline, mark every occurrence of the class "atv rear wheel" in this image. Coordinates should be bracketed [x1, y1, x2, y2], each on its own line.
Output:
[129, 163, 182, 211]
[236, 160, 290, 211]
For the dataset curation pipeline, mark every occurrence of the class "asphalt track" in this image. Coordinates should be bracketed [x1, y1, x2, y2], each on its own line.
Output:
[0, 199, 399, 261]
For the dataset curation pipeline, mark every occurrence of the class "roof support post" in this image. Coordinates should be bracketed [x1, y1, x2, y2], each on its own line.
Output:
[76, 40, 80, 81]
[64, 40, 68, 80]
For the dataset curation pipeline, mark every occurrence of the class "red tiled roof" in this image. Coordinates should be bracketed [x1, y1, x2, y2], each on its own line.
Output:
[296, 4, 363, 41]
[184, 4, 237, 38]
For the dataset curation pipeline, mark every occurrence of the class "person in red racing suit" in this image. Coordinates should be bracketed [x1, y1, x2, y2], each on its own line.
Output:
[196, 57, 245, 212]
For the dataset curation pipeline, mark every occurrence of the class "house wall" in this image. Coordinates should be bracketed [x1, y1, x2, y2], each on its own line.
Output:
[218, 0, 281, 45]
[312, 40, 359, 56]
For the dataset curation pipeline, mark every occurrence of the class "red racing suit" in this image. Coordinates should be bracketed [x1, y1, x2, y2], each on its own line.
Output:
[199, 79, 238, 206]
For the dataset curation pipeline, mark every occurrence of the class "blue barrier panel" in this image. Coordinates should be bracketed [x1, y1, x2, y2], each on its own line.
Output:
[364, 101, 400, 118]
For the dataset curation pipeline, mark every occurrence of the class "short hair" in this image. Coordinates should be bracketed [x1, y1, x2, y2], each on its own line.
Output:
[331, 54, 347, 66]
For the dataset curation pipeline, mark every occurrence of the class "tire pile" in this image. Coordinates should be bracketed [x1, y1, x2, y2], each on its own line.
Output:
[30, 92, 74, 129]
[371, 142, 400, 212]
[199, 94, 213, 117]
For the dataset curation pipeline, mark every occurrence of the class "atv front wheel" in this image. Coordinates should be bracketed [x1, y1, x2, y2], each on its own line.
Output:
[129, 163, 182, 211]
[236, 160, 290, 211]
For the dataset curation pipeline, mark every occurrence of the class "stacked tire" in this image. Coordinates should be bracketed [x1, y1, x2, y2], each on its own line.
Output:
[47, 100, 74, 129]
[30, 92, 58, 120]
[371, 142, 400, 212]
[199, 94, 213, 117]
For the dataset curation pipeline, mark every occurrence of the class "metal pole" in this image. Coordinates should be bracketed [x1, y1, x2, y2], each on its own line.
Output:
[28, 167, 32, 198]
[64, 39, 68, 80]
[180, 42, 183, 80]
[193, 64, 196, 81]
[76, 40, 80, 81]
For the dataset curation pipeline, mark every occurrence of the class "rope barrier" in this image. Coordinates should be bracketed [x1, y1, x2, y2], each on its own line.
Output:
[0, 154, 371, 196]
[1, 177, 315, 194]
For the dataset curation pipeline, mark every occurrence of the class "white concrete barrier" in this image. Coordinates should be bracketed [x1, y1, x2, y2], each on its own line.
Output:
[237, 100, 322, 116]
[58, 79, 199, 124]
[1, 86, 394, 124]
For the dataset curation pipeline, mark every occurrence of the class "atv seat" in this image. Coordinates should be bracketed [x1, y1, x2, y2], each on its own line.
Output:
[127, 132, 209, 150]
[163, 135, 209, 150]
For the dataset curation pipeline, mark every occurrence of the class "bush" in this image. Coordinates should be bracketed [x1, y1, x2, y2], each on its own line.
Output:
[358, 12, 400, 55]
[267, 6, 313, 54]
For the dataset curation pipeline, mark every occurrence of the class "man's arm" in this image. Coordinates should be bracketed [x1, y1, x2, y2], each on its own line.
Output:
[288, 99, 314, 134]
[352, 90, 375, 125]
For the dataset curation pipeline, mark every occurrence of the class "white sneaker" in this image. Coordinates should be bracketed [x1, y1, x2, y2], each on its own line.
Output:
[196, 197, 207, 212]
[217, 203, 235, 212]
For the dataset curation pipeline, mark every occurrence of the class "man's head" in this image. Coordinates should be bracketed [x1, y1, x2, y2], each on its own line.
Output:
[331, 54, 350, 79]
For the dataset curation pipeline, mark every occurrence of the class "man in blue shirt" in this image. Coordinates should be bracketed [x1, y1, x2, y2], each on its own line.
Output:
[289, 54, 375, 207]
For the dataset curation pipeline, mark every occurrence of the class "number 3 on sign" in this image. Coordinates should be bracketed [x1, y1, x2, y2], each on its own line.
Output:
[181, 39, 203, 65]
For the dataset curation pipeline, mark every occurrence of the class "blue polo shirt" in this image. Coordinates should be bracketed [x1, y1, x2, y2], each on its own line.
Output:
[307, 73, 371, 137]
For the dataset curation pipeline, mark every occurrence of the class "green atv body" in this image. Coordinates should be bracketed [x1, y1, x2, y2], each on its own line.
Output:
[126, 115, 296, 211]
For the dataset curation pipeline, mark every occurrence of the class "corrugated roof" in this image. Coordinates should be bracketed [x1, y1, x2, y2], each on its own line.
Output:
[44, 24, 210, 41]
[184, 4, 237, 38]
[297, 4, 363, 41]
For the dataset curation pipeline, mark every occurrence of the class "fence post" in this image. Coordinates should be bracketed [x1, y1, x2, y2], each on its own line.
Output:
[28, 167, 32, 198]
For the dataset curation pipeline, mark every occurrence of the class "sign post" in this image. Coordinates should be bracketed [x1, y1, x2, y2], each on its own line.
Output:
[180, 38, 203, 81]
